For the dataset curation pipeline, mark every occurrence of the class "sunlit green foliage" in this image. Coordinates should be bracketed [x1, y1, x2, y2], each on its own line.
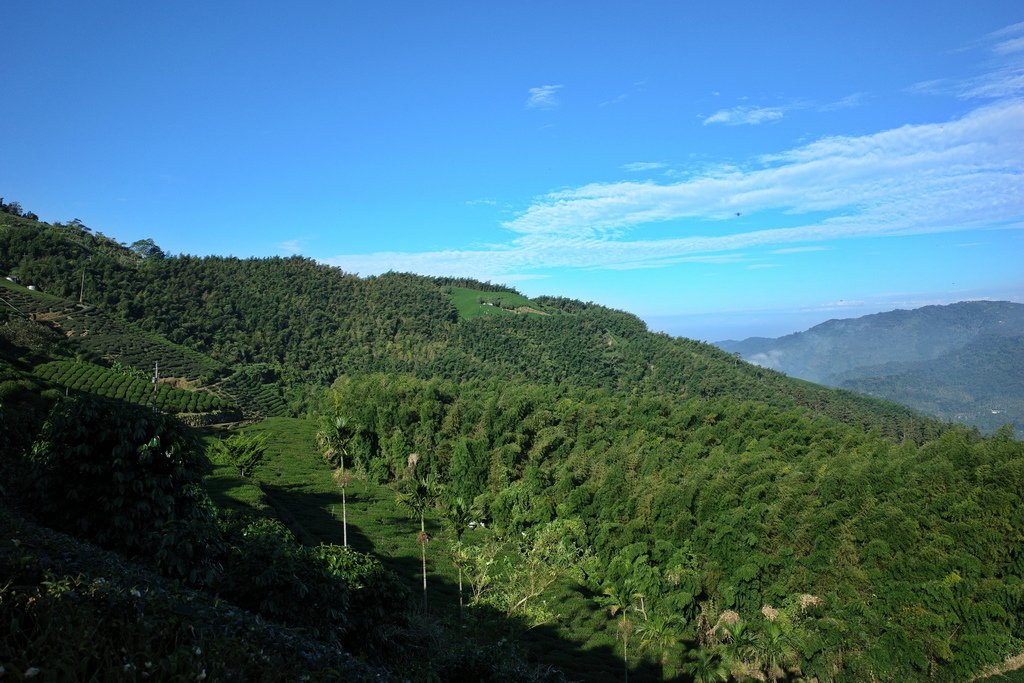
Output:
[209, 431, 269, 477]
[322, 373, 1024, 681]
[4, 212, 1022, 680]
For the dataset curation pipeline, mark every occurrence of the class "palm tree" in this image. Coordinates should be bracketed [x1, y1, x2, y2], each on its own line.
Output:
[441, 495, 476, 618]
[396, 472, 438, 612]
[636, 612, 684, 681]
[685, 648, 730, 683]
[317, 415, 353, 547]
[597, 584, 634, 682]
[755, 622, 801, 682]
[331, 467, 353, 547]
[720, 620, 759, 681]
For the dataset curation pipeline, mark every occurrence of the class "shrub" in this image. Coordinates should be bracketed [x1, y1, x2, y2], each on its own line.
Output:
[217, 516, 350, 638]
[316, 544, 410, 656]
[0, 510, 381, 682]
[208, 432, 268, 478]
[26, 395, 224, 585]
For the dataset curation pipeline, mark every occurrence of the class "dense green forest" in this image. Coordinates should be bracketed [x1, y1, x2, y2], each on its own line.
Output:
[2, 207, 1023, 681]
[0, 212, 944, 440]
[318, 373, 1024, 681]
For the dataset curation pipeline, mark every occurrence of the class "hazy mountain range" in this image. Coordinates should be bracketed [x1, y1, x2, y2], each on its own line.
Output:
[716, 301, 1024, 434]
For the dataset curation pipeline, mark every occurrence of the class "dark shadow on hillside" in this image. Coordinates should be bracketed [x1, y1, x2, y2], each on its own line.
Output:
[258, 482, 377, 551]
[252, 482, 684, 682]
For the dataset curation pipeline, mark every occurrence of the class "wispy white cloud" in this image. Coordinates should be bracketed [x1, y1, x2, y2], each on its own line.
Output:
[994, 36, 1024, 55]
[957, 61, 1024, 99]
[276, 239, 302, 254]
[986, 22, 1023, 41]
[703, 106, 784, 126]
[810, 299, 866, 310]
[770, 246, 830, 254]
[600, 80, 647, 108]
[818, 92, 867, 111]
[325, 98, 1024, 280]
[526, 84, 564, 109]
[906, 78, 949, 95]
[909, 21, 1024, 100]
[622, 161, 668, 173]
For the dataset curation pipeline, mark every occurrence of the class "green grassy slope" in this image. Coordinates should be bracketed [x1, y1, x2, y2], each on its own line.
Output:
[449, 286, 546, 319]
[205, 418, 458, 598]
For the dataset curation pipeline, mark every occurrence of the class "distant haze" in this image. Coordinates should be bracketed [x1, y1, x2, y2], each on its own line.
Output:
[712, 300, 1024, 434]
[647, 294, 1024, 343]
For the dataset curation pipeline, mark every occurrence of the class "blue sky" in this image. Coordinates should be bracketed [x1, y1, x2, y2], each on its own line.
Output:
[3, 1, 1023, 340]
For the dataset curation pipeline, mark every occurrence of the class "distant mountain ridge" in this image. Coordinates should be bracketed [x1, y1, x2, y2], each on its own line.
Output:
[716, 301, 1024, 433]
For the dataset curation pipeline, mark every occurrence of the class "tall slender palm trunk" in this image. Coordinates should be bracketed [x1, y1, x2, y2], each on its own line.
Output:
[621, 614, 630, 683]
[419, 513, 428, 613]
[341, 485, 348, 547]
[457, 562, 464, 619]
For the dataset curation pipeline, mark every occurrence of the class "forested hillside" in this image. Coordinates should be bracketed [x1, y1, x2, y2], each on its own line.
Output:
[842, 333, 1024, 434]
[716, 301, 1024, 433]
[322, 373, 1024, 681]
[3, 206, 1023, 681]
[0, 213, 943, 440]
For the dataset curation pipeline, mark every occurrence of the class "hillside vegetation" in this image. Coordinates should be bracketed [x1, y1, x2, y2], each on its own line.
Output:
[0, 213, 945, 441]
[2, 206, 1023, 681]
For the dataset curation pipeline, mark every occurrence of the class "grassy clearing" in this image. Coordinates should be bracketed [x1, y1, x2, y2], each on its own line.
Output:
[202, 417, 465, 613]
[449, 286, 545, 320]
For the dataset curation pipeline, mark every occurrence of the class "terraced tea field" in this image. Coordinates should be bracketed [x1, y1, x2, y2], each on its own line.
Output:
[34, 359, 237, 415]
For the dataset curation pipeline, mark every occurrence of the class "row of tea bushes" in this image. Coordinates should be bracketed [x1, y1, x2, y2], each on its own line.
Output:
[34, 359, 236, 415]
[59, 308, 224, 380]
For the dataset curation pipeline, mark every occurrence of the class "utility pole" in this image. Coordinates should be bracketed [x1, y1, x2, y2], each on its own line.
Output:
[150, 360, 160, 410]
[79, 269, 85, 304]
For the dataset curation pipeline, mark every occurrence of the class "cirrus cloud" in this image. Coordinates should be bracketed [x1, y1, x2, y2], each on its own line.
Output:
[326, 99, 1024, 281]
[526, 84, 564, 109]
[703, 105, 785, 126]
